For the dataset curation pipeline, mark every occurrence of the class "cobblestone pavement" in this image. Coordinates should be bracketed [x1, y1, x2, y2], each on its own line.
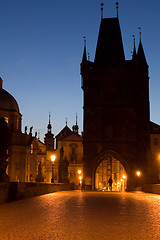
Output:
[0, 191, 160, 240]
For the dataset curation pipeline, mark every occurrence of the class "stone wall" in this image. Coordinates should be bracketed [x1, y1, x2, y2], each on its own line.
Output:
[143, 184, 160, 194]
[0, 182, 74, 204]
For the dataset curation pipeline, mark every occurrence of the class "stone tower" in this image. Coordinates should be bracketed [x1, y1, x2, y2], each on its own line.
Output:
[81, 14, 151, 190]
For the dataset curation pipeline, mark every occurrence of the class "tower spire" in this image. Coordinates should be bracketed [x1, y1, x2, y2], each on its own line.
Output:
[116, 2, 119, 18]
[49, 112, 51, 124]
[137, 27, 147, 66]
[101, 3, 104, 20]
[47, 112, 52, 133]
[76, 113, 78, 125]
[44, 113, 54, 150]
[72, 113, 79, 134]
[82, 36, 87, 62]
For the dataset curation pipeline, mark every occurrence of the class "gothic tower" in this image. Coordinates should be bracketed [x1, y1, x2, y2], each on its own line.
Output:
[44, 113, 54, 150]
[81, 9, 151, 190]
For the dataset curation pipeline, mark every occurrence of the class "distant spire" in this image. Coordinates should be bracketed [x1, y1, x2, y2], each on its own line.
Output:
[72, 113, 79, 134]
[66, 118, 68, 126]
[82, 36, 87, 62]
[132, 35, 136, 60]
[0, 77, 3, 89]
[47, 112, 52, 133]
[101, 3, 104, 20]
[76, 113, 78, 125]
[49, 112, 51, 124]
[116, 2, 119, 18]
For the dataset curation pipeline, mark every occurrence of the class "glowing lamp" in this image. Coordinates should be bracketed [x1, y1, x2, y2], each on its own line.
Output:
[78, 170, 82, 175]
[79, 176, 82, 181]
[51, 155, 56, 162]
[136, 171, 141, 177]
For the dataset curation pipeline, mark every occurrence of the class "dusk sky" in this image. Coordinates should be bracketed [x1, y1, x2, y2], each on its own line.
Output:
[0, 0, 160, 141]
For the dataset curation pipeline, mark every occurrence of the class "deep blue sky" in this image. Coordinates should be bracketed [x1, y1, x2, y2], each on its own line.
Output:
[0, 0, 160, 141]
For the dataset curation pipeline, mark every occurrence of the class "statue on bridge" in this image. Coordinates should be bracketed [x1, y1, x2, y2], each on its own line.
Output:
[35, 162, 44, 182]
[58, 147, 69, 183]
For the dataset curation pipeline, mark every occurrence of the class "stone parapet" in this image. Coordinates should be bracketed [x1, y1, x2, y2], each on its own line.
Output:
[0, 182, 74, 204]
[143, 184, 160, 195]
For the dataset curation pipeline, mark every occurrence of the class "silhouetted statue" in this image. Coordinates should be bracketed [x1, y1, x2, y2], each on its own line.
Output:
[0, 117, 10, 182]
[58, 147, 69, 183]
[63, 156, 69, 182]
[35, 162, 44, 182]
[29, 126, 33, 136]
[25, 126, 27, 134]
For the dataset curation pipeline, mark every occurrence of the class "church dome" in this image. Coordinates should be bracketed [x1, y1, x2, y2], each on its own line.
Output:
[0, 78, 20, 113]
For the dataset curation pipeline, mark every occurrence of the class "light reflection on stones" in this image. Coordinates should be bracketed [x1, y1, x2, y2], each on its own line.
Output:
[0, 191, 160, 239]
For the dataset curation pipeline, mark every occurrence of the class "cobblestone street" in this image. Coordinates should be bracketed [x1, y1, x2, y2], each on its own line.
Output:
[0, 191, 160, 239]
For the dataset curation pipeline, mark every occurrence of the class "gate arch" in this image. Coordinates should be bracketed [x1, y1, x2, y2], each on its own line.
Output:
[91, 150, 130, 190]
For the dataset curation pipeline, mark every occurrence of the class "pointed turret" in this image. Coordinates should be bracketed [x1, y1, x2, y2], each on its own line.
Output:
[94, 17, 125, 67]
[137, 38, 147, 66]
[82, 37, 87, 63]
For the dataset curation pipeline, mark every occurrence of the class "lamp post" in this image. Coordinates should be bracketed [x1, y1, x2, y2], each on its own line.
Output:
[78, 169, 83, 189]
[79, 176, 83, 189]
[51, 155, 56, 183]
[136, 171, 141, 189]
[121, 175, 126, 191]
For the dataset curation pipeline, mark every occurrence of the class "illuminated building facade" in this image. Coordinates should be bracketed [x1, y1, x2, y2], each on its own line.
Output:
[54, 129, 83, 186]
[0, 77, 52, 183]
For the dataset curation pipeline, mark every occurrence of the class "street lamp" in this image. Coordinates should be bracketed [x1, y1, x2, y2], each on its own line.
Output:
[136, 171, 141, 189]
[51, 155, 56, 183]
[136, 171, 141, 177]
[121, 175, 127, 191]
[79, 176, 82, 182]
[78, 169, 82, 175]
[78, 169, 83, 189]
[79, 176, 83, 189]
[122, 175, 126, 179]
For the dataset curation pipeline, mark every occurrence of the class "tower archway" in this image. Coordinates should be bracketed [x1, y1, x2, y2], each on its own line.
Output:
[92, 151, 129, 191]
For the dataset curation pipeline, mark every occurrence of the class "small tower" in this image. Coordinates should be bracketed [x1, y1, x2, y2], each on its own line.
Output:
[44, 113, 54, 150]
[72, 114, 79, 134]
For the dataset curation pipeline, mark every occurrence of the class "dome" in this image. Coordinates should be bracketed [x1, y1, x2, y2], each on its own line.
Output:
[0, 88, 20, 113]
